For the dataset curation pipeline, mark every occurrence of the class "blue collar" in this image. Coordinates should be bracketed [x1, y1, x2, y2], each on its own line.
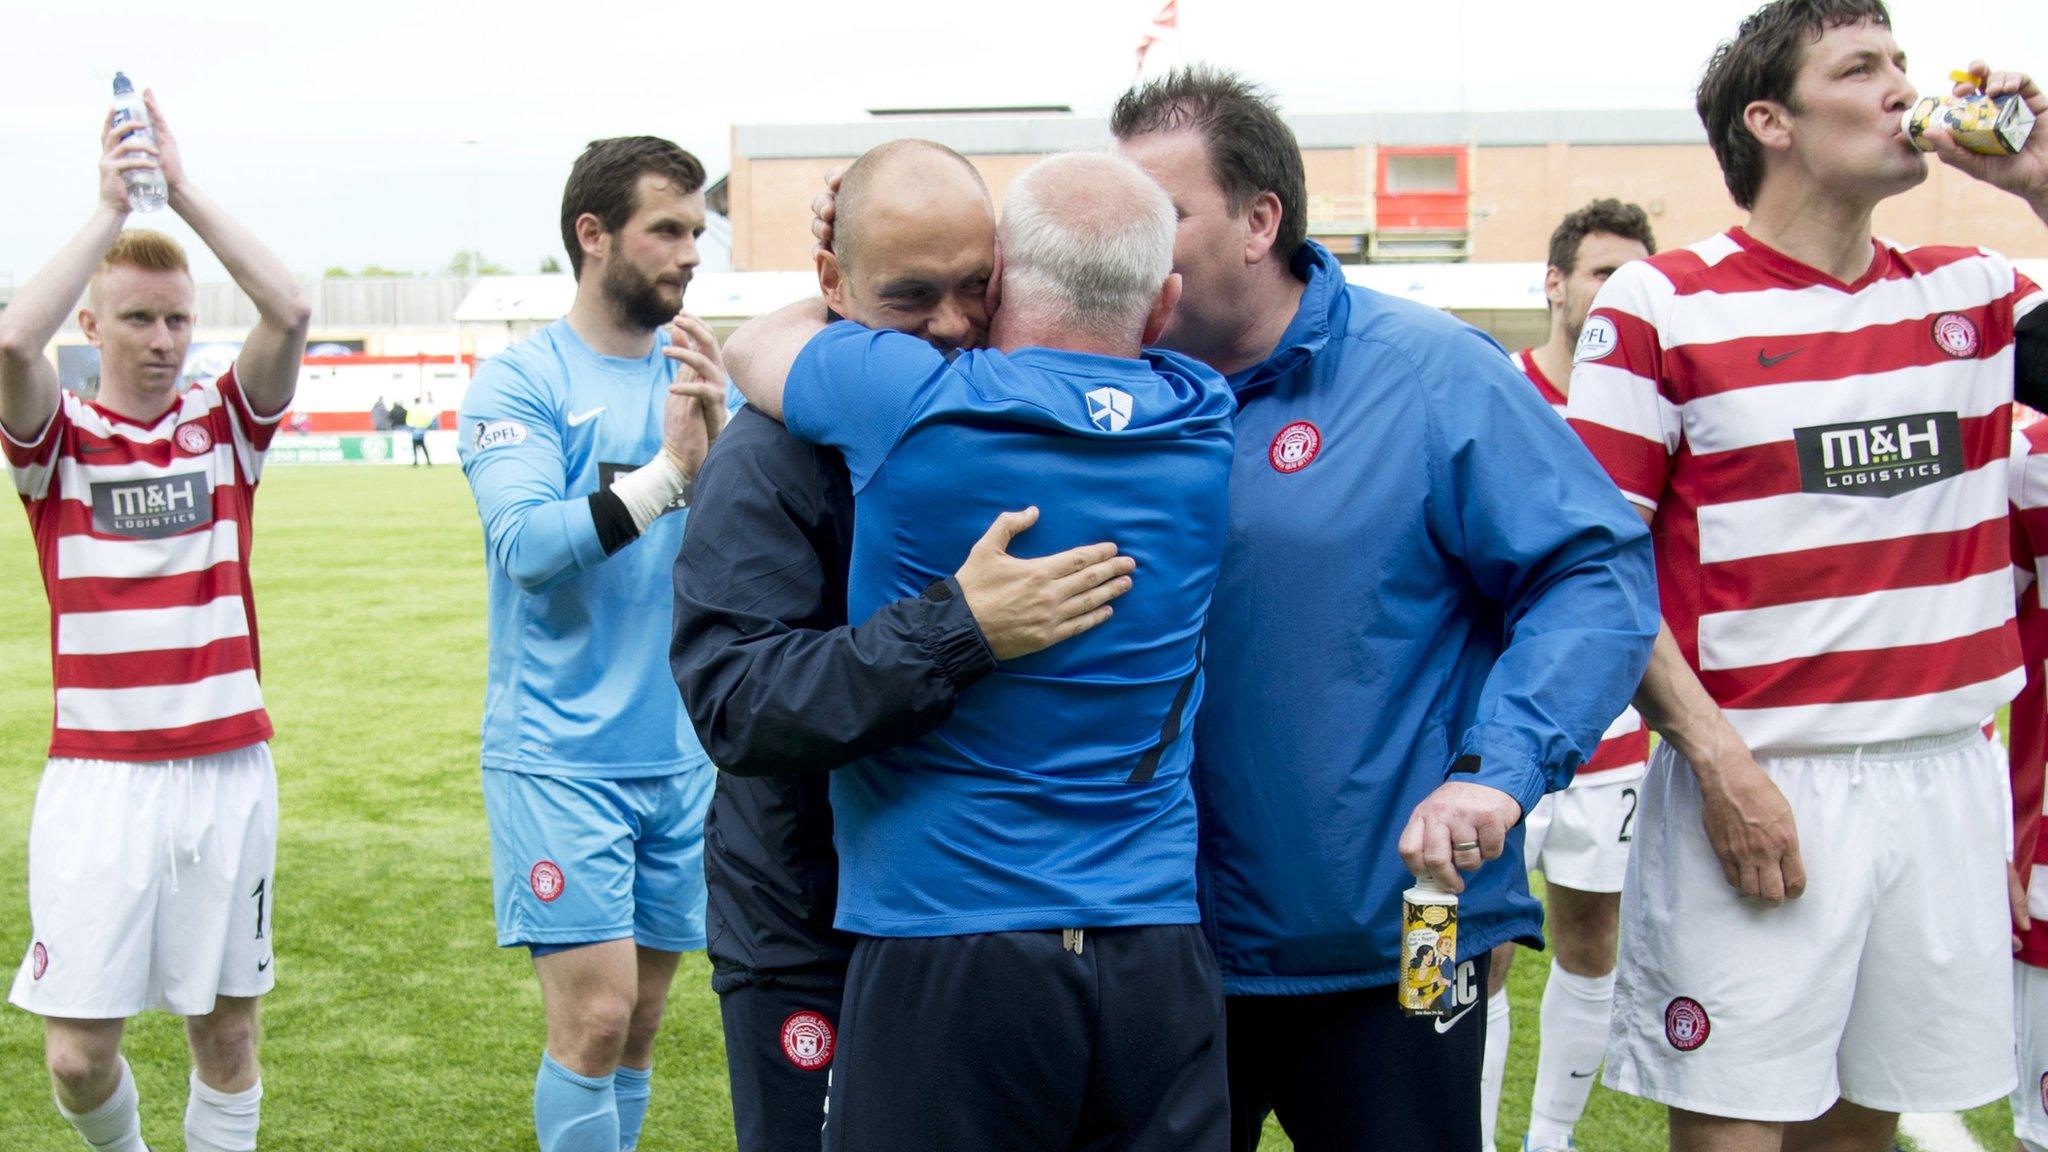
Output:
[1227, 241, 1343, 395]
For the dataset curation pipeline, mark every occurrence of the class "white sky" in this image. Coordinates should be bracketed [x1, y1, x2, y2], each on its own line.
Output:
[1, 0, 2041, 283]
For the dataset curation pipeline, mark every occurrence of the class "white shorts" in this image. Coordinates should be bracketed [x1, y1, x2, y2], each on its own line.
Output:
[8, 744, 278, 1019]
[1604, 730, 2014, 1121]
[1524, 767, 1646, 894]
[2016, 961, 2048, 1152]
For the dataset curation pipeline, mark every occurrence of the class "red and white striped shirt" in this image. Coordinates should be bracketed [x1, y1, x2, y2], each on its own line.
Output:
[1567, 228, 2042, 751]
[1518, 347, 1650, 783]
[1516, 348, 1570, 412]
[2008, 413, 2048, 967]
[3, 369, 280, 761]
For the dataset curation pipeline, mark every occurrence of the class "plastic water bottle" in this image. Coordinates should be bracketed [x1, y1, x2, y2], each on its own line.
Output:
[110, 72, 166, 213]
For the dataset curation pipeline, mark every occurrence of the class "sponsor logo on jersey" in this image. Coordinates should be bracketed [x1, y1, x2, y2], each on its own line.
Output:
[31, 941, 47, 981]
[529, 860, 565, 903]
[472, 420, 529, 452]
[174, 422, 214, 455]
[1932, 312, 1981, 358]
[1269, 421, 1322, 474]
[781, 1010, 836, 1070]
[1085, 386, 1133, 432]
[1793, 411, 1961, 498]
[90, 472, 209, 539]
[1664, 996, 1710, 1051]
[1574, 315, 1618, 363]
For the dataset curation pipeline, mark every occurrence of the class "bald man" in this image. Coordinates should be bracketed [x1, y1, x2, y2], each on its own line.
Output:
[722, 149, 1233, 1152]
[671, 140, 1138, 1152]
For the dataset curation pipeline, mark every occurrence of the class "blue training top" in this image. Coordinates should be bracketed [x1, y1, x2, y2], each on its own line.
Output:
[1194, 243, 1657, 994]
[458, 319, 712, 780]
[783, 322, 1236, 937]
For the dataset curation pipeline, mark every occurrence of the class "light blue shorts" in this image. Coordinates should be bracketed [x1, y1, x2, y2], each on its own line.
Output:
[483, 766, 713, 953]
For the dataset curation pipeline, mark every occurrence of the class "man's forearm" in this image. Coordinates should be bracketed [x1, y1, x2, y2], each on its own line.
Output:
[170, 181, 310, 413]
[1633, 620, 1745, 783]
[0, 206, 126, 437]
[675, 590, 993, 776]
[724, 298, 831, 419]
[169, 182, 305, 328]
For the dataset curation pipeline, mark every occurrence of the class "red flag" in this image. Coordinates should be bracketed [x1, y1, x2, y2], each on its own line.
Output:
[1135, 0, 1178, 79]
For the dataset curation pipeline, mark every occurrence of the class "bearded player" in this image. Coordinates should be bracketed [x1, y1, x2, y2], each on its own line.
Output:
[1567, 4, 2048, 1146]
[1481, 197, 1658, 1152]
[458, 136, 727, 1152]
[1, 96, 309, 1152]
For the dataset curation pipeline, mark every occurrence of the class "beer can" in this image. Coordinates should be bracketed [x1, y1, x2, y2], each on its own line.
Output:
[1904, 91, 2036, 156]
[1398, 877, 1458, 1016]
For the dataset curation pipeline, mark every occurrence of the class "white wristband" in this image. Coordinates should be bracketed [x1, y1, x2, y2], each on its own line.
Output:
[610, 453, 691, 533]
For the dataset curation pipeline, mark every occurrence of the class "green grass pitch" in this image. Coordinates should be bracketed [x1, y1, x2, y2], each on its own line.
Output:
[0, 465, 2015, 1149]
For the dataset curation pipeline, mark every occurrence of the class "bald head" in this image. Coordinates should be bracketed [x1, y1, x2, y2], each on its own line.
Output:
[834, 139, 991, 273]
[820, 138, 997, 352]
[998, 152, 1176, 341]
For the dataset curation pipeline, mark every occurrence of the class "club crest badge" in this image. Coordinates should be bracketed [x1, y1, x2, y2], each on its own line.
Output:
[529, 860, 565, 904]
[1269, 421, 1322, 474]
[31, 942, 47, 981]
[1085, 387, 1133, 432]
[781, 1010, 835, 1071]
[175, 422, 214, 455]
[1664, 996, 1710, 1051]
[1931, 312, 1980, 358]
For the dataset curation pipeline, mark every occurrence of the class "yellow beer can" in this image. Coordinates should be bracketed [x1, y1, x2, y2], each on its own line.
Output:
[1398, 877, 1459, 1016]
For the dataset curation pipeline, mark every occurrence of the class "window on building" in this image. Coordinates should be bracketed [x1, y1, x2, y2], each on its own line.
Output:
[1384, 154, 1459, 194]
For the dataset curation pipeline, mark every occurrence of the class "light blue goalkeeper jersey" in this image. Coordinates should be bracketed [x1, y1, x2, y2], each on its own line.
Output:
[458, 319, 710, 779]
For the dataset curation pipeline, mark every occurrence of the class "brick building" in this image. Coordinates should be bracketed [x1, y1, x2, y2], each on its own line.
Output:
[721, 108, 2048, 272]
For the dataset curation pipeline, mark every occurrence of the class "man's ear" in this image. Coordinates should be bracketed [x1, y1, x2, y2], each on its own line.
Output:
[1141, 272, 1183, 347]
[573, 212, 610, 277]
[1744, 98, 1794, 156]
[78, 308, 101, 347]
[1242, 190, 1283, 266]
[817, 248, 852, 317]
[1544, 265, 1567, 311]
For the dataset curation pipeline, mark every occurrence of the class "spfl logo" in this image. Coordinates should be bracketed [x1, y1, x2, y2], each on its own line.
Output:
[1793, 411, 1961, 498]
[90, 472, 209, 539]
[473, 420, 527, 452]
[1086, 387, 1133, 432]
[1574, 315, 1618, 363]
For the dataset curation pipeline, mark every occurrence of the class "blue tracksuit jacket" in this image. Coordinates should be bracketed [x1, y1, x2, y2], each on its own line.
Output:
[1194, 242, 1658, 995]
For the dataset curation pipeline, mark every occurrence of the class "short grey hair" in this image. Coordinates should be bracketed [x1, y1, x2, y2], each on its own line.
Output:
[999, 152, 1176, 339]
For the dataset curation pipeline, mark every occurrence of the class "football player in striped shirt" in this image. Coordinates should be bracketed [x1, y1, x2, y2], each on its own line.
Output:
[1483, 198, 1659, 1152]
[1565, 3, 2048, 1148]
[0, 96, 309, 1152]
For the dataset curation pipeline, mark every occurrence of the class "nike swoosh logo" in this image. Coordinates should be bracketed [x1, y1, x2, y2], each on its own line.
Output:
[257, 958, 271, 972]
[567, 407, 605, 427]
[1433, 999, 1479, 1034]
[1757, 348, 1803, 368]
[1569, 1069, 1597, 1079]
